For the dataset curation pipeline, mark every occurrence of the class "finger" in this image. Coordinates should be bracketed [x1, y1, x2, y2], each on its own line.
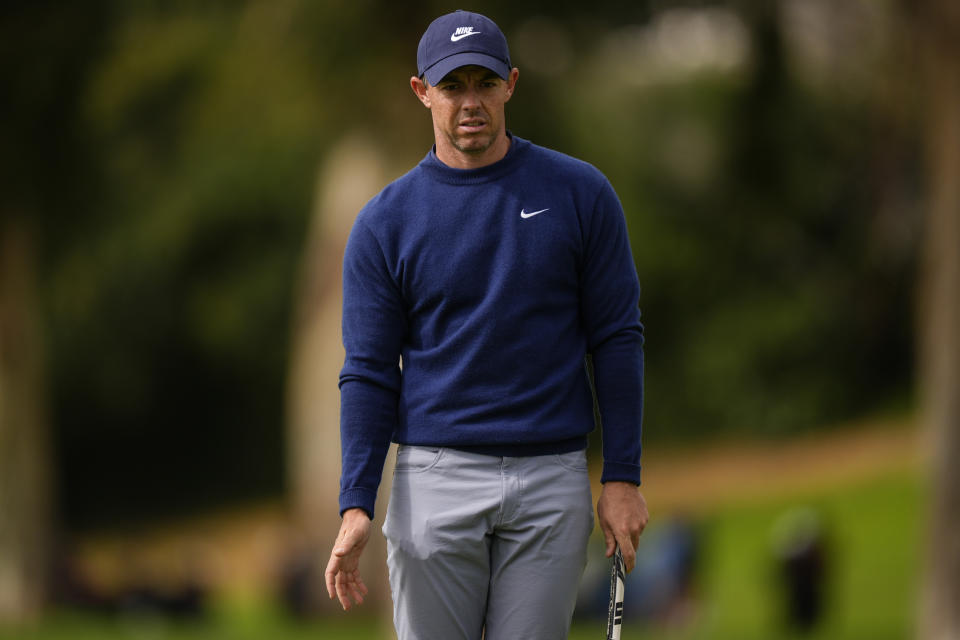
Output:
[335, 586, 349, 610]
[336, 570, 368, 610]
[335, 577, 354, 611]
[347, 582, 365, 606]
[601, 525, 616, 558]
[344, 570, 366, 603]
[617, 534, 637, 573]
[324, 556, 339, 599]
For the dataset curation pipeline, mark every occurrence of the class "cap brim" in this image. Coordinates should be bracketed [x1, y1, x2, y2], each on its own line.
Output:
[423, 52, 510, 86]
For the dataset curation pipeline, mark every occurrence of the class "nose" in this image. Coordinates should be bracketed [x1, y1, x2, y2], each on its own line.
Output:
[462, 83, 481, 109]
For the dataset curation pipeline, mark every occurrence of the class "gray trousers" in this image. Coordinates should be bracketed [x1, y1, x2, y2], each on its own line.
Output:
[383, 446, 594, 640]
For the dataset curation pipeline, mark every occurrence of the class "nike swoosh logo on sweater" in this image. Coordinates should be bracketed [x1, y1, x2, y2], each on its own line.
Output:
[520, 208, 549, 219]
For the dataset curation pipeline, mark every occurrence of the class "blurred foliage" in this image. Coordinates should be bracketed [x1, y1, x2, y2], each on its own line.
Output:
[568, 5, 919, 440]
[1, 0, 920, 527]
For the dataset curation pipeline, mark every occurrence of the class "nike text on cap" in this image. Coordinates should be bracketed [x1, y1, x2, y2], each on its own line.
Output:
[417, 10, 512, 86]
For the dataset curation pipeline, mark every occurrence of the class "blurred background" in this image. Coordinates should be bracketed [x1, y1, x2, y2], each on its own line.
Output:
[2, 0, 958, 639]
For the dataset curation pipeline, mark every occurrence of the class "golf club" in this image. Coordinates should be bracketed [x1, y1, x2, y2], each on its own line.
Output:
[606, 545, 625, 640]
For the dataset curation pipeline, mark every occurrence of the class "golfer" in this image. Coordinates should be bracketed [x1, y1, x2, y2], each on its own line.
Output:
[325, 10, 648, 639]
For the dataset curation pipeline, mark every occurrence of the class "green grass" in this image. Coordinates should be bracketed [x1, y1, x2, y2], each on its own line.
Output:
[1, 469, 923, 640]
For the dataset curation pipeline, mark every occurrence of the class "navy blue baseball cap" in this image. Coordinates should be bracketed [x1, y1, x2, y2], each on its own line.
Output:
[417, 10, 512, 86]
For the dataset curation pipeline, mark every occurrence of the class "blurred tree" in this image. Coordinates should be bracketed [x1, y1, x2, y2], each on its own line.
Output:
[913, 0, 960, 637]
[0, 0, 111, 619]
[49, 2, 325, 527]
[286, 133, 395, 617]
[0, 221, 51, 621]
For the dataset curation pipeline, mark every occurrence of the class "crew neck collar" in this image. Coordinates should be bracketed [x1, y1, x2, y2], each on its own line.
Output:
[420, 133, 527, 185]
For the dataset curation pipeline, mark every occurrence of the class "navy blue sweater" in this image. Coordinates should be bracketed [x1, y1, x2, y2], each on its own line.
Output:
[338, 135, 644, 517]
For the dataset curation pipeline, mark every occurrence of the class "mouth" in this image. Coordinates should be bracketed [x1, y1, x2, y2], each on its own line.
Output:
[457, 118, 487, 134]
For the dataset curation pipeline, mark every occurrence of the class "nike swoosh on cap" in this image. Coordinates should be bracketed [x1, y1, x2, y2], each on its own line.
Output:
[451, 29, 481, 42]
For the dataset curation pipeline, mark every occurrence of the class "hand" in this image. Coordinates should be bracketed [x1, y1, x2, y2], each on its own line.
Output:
[324, 508, 372, 610]
[597, 481, 649, 573]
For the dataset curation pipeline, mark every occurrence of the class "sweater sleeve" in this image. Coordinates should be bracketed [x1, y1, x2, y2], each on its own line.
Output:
[579, 179, 645, 485]
[338, 219, 406, 518]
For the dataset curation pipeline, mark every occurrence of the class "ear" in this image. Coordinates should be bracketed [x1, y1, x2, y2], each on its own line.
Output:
[504, 68, 519, 102]
[410, 76, 431, 108]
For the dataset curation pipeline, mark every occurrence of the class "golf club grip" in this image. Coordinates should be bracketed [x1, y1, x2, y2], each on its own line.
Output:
[605, 546, 625, 640]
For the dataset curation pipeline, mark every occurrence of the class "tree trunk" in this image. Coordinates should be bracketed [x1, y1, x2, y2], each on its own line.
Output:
[916, 1, 960, 638]
[286, 133, 396, 628]
[0, 218, 52, 621]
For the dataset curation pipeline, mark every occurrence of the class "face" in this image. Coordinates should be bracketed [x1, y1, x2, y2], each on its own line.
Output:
[411, 65, 519, 169]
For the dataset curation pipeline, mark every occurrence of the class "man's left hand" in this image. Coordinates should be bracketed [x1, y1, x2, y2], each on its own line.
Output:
[597, 481, 649, 573]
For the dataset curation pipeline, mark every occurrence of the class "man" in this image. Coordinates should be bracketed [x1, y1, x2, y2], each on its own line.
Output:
[325, 10, 648, 639]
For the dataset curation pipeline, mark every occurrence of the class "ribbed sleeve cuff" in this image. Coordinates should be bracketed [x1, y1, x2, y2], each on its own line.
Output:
[339, 488, 377, 519]
[600, 460, 642, 486]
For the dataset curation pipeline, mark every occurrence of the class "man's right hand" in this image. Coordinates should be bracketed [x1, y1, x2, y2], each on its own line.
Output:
[324, 507, 372, 610]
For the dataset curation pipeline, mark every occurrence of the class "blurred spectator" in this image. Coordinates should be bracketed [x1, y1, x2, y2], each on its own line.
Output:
[576, 516, 701, 626]
[772, 506, 829, 633]
[279, 542, 322, 619]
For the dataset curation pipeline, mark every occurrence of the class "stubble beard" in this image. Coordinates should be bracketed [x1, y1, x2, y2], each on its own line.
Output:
[448, 121, 501, 157]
